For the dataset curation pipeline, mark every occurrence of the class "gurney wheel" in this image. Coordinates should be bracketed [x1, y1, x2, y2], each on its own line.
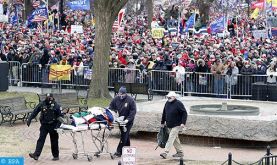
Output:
[94, 153, 100, 158]
[87, 155, 92, 162]
[72, 153, 78, 159]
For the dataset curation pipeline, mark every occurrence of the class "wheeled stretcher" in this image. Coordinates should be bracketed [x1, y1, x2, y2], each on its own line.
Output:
[56, 107, 125, 162]
[56, 122, 115, 162]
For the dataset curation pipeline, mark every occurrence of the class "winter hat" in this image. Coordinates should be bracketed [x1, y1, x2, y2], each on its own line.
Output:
[118, 86, 127, 94]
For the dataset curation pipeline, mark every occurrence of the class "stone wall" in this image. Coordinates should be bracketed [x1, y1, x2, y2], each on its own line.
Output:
[132, 112, 277, 142]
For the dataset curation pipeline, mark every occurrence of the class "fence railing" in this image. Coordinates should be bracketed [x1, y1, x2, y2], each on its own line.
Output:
[221, 146, 277, 165]
[7, 61, 277, 99]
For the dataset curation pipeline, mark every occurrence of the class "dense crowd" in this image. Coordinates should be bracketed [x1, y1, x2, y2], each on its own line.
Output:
[0, 4, 277, 88]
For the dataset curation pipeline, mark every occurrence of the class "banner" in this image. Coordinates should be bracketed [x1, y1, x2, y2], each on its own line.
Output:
[151, 28, 165, 38]
[49, 65, 72, 81]
[268, 16, 277, 27]
[84, 68, 92, 80]
[250, 8, 259, 19]
[0, 4, 3, 14]
[28, 6, 48, 23]
[185, 13, 195, 32]
[67, 0, 90, 11]
[210, 16, 225, 33]
[271, 27, 277, 37]
[252, 30, 268, 38]
[71, 25, 83, 33]
[0, 14, 8, 22]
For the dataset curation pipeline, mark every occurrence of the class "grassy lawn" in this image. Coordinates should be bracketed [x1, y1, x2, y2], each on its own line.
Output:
[0, 91, 111, 108]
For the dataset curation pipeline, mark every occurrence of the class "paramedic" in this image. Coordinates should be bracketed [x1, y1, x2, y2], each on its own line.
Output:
[27, 93, 63, 161]
[109, 86, 137, 157]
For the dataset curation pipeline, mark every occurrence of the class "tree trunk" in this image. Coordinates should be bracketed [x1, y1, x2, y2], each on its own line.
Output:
[146, 0, 153, 29]
[89, 0, 128, 99]
[24, 0, 32, 21]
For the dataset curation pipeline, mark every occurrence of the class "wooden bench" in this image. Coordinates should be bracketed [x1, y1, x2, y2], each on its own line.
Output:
[113, 82, 153, 101]
[37, 93, 88, 114]
[0, 97, 36, 126]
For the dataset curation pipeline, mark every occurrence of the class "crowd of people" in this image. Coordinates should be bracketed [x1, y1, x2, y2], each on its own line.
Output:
[0, 2, 277, 93]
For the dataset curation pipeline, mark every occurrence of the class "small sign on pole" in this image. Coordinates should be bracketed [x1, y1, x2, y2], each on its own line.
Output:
[122, 146, 136, 165]
[70, 25, 83, 34]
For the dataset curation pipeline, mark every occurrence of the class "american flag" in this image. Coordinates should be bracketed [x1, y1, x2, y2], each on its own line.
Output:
[32, 0, 40, 8]
[32, 16, 47, 22]
[37, 22, 42, 33]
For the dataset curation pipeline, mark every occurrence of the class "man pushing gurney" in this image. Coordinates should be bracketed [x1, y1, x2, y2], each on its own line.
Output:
[109, 86, 137, 158]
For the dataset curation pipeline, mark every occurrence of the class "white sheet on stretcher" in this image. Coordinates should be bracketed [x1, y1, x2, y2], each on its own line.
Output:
[59, 123, 107, 132]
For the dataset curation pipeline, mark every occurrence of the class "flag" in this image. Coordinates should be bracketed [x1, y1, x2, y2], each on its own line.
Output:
[28, 6, 48, 24]
[251, 8, 260, 19]
[49, 65, 72, 81]
[210, 16, 226, 33]
[67, 0, 90, 11]
[10, 5, 18, 25]
[118, 9, 125, 26]
[185, 13, 195, 32]
[37, 22, 42, 32]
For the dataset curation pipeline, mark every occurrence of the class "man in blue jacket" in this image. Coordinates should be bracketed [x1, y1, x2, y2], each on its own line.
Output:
[160, 91, 187, 159]
[109, 86, 137, 158]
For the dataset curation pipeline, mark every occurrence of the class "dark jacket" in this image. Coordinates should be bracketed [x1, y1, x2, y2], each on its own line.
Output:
[109, 95, 137, 123]
[161, 99, 187, 128]
[28, 101, 63, 125]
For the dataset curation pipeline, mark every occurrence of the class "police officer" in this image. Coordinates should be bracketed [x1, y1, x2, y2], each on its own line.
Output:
[27, 93, 63, 161]
[109, 86, 137, 157]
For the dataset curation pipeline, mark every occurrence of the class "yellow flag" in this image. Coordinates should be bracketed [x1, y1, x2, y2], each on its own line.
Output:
[49, 65, 72, 81]
[273, 0, 277, 7]
[251, 8, 259, 19]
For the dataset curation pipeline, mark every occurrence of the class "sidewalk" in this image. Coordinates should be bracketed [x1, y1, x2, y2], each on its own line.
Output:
[9, 122, 277, 165]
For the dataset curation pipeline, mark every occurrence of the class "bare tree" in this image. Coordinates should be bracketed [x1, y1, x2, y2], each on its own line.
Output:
[196, 0, 215, 25]
[89, 0, 129, 98]
[146, 0, 153, 29]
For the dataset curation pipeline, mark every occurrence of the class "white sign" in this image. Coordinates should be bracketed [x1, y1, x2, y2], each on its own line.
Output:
[71, 25, 83, 34]
[252, 30, 268, 39]
[0, 14, 8, 22]
[0, 4, 3, 15]
[122, 147, 136, 165]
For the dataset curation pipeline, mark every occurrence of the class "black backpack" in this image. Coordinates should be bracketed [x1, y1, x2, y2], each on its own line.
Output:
[155, 126, 169, 150]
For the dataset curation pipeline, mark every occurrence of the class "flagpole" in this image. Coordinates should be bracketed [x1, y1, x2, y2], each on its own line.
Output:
[236, 6, 239, 38]
[192, 9, 196, 36]
[46, 0, 49, 33]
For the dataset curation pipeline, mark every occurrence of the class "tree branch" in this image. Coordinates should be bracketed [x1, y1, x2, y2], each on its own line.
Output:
[111, 0, 129, 22]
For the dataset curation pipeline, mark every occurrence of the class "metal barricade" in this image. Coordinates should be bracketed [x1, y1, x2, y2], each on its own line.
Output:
[150, 70, 182, 93]
[16, 63, 272, 99]
[184, 72, 227, 97]
[231, 74, 267, 98]
[60, 66, 91, 90]
[21, 63, 59, 91]
[108, 68, 146, 88]
[8, 61, 21, 86]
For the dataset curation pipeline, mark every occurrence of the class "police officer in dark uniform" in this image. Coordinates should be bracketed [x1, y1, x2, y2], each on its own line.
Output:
[109, 86, 137, 158]
[27, 93, 63, 161]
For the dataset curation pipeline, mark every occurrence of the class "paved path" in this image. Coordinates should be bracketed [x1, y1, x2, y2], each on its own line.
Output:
[5, 122, 275, 165]
[4, 86, 277, 164]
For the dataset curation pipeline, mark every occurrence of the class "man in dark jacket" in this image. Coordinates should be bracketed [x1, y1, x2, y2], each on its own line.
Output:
[160, 91, 187, 159]
[109, 86, 137, 157]
[27, 93, 63, 161]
